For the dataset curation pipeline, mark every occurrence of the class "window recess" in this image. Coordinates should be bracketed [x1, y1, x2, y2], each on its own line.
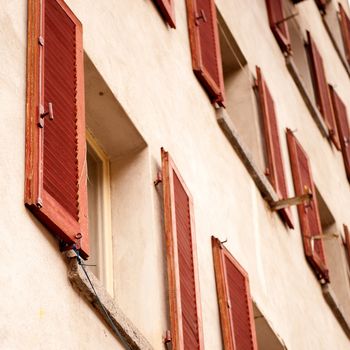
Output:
[316, 193, 350, 336]
[322, 2, 350, 75]
[306, 31, 341, 150]
[329, 85, 350, 182]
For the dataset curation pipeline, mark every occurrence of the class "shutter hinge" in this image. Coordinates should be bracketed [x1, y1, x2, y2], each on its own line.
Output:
[38, 36, 44, 46]
[154, 171, 163, 186]
[36, 197, 43, 208]
[75, 233, 82, 250]
[163, 330, 172, 348]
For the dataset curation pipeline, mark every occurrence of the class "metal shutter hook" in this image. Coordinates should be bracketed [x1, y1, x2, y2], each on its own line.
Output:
[38, 102, 54, 128]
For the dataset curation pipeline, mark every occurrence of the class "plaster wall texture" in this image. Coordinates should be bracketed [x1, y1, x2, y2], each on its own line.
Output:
[0, 0, 350, 349]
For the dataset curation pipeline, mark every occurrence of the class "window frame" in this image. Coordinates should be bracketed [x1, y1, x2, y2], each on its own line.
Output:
[86, 130, 114, 296]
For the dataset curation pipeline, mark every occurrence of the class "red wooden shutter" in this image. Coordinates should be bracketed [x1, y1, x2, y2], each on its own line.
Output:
[25, 0, 88, 257]
[339, 4, 350, 66]
[307, 31, 341, 150]
[212, 237, 258, 350]
[186, 0, 225, 106]
[329, 86, 350, 181]
[286, 129, 329, 282]
[265, 0, 291, 54]
[256, 67, 294, 229]
[161, 149, 204, 350]
[153, 0, 176, 28]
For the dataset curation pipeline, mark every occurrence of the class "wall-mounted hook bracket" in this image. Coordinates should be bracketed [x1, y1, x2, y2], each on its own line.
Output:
[154, 171, 163, 186]
[271, 190, 312, 211]
[163, 330, 172, 350]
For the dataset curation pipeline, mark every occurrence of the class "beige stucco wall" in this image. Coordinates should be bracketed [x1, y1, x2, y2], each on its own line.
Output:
[1, 0, 350, 349]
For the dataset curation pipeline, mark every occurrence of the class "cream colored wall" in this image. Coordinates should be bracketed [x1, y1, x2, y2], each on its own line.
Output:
[1, 0, 350, 349]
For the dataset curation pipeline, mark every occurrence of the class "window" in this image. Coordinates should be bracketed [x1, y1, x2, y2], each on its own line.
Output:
[161, 149, 204, 350]
[255, 67, 294, 228]
[152, 0, 176, 28]
[212, 237, 258, 350]
[185, 0, 225, 106]
[216, 12, 293, 228]
[339, 3, 350, 67]
[265, 0, 330, 138]
[306, 31, 341, 150]
[329, 85, 350, 182]
[265, 0, 292, 54]
[25, 0, 89, 257]
[86, 131, 113, 294]
[84, 53, 147, 302]
[316, 191, 350, 333]
[286, 129, 329, 283]
[322, 2, 350, 71]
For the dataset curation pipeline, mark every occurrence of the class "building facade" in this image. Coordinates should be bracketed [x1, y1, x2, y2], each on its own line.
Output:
[1, 0, 350, 349]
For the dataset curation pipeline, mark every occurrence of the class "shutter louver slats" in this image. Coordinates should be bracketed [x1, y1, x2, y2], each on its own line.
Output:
[307, 31, 341, 150]
[286, 129, 329, 282]
[153, 0, 176, 28]
[25, 0, 89, 257]
[186, 0, 225, 106]
[256, 67, 294, 229]
[339, 4, 350, 66]
[212, 237, 258, 350]
[330, 86, 350, 182]
[162, 149, 203, 350]
[265, 0, 291, 54]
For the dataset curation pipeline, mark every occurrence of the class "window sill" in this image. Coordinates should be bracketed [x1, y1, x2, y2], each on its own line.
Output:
[322, 283, 350, 339]
[216, 107, 279, 205]
[285, 56, 329, 138]
[66, 251, 154, 350]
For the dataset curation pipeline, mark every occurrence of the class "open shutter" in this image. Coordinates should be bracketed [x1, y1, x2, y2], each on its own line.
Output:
[307, 31, 341, 150]
[265, 0, 291, 54]
[329, 86, 350, 182]
[25, 0, 88, 257]
[256, 67, 294, 229]
[286, 129, 329, 282]
[153, 0, 176, 28]
[161, 149, 204, 350]
[186, 0, 225, 106]
[339, 4, 350, 66]
[212, 237, 258, 350]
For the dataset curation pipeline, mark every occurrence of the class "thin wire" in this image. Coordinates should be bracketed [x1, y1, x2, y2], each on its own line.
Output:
[74, 249, 132, 350]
